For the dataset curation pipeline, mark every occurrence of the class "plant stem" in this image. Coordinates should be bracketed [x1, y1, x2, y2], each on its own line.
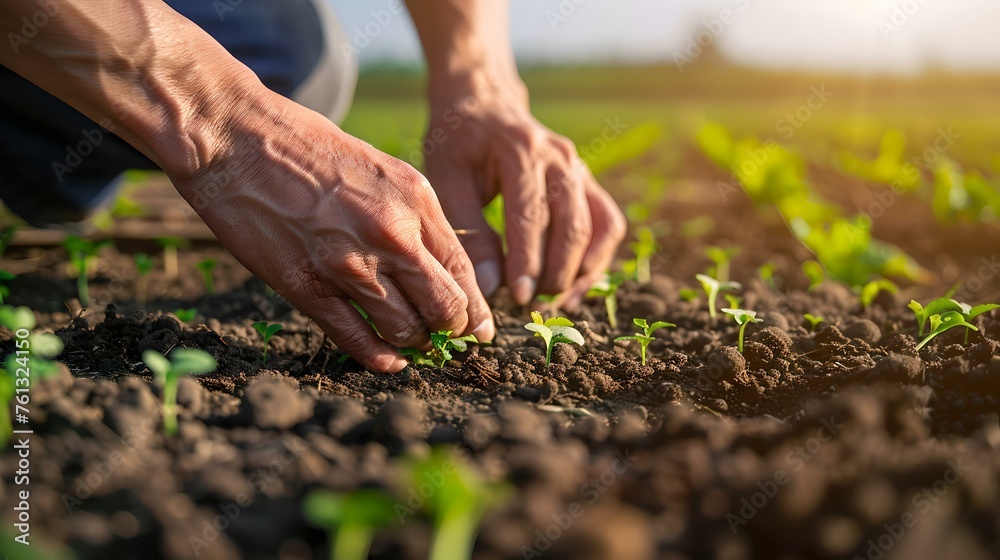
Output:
[915, 333, 936, 351]
[262, 345, 268, 366]
[430, 508, 480, 560]
[606, 294, 618, 329]
[738, 322, 749, 353]
[163, 381, 178, 435]
[77, 272, 89, 307]
[637, 258, 650, 285]
[640, 344, 647, 366]
[202, 272, 213, 295]
[332, 524, 373, 560]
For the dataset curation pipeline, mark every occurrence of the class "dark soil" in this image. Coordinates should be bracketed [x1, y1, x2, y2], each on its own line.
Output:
[2, 188, 1000, 560]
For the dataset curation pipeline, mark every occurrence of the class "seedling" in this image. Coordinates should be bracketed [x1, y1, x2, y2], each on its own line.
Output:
[758, 262, 777, 289]
[678, 288, 699, 302]
[252, 321, 283, 365]
[63, 236, 111, 306]
[156, 237, 190, 278]
[803, 313, 825, 332]
[802, 260, 825, 291]
[134, 253, 153, 307]
[525, 311, 585, 367]
[174, 308, 197, 323]
[722, 308, 763, 353]
[915, 312, 977, 351]
[907, 297, 965, 337]
[407, 448, 509, 560]
[860, 278, 897, 310]
[705, 246, 740, 284]
[0, 304, 65, 380]
[586, 271, 626, 329]
[615, 318, 675, 365]
[629, 226, 658, 284]
[695, 273, 742, 320]
[142, 349, 217, 435]
[401, 330, 478, 368]
[304, 488, 397, 560]
[196, 259, 217, 295]
[723, 294, 743, 309]
[954, 301, 1000, 343]
[0, 270, 14, 304]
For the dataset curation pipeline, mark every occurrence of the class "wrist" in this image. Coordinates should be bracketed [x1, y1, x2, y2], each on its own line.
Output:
[427, 67, 529, 117]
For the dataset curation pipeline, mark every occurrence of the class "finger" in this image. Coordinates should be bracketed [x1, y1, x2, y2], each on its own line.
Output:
[563, 179, 627, 310]
[499, 153, 549, 305]
[537, 164, 592, 296]
[341, 272, 433, 350]
[310, 296, 407, 373]
[431, 164, 505, 297]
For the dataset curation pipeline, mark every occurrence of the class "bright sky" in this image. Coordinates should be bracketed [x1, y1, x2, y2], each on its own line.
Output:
[329, 0, 1000, 73]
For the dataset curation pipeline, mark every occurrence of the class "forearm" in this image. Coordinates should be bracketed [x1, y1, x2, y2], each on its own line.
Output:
[404, 0, 526, 106]
[0, 0, 268, 180]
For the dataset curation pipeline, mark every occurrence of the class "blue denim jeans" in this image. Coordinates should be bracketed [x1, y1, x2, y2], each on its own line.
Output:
[0, 0, 356, 226]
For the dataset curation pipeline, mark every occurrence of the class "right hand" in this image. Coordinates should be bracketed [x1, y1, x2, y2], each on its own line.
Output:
[171, 91, 495, 372]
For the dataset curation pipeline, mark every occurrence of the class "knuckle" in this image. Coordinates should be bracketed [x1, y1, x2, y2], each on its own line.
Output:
[427, 288, 469, 327]
[552, 135, 578, 161]
[390, 316, 427, 347]
[565, 214, 593, 245]
[336, 326, 371, 354]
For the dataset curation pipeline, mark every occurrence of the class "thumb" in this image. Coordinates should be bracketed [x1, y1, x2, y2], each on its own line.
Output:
[431, 169, 505, 297]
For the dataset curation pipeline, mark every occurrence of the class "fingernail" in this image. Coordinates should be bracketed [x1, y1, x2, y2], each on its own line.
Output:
[471, 317, 495, 343]
[512, 275, 536, 306]
[474, 260, 501, 297]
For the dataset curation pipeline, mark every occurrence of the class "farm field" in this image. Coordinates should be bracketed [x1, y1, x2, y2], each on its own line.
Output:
[2, 63, 1000, 559]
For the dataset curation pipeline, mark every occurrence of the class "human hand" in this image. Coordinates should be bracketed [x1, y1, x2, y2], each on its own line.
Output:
[422, 79, 626, 309]
[172, 91, 495, 372]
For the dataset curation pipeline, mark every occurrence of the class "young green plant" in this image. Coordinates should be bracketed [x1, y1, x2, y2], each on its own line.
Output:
[695, 273, 742, 320]
[174, 308, 197, 323]
[142, 349, 217, 435]
[252, 321, 283, 365]
[803, 313, 825, 332]
[915, 312, 977, 351]
[629, 226, 658, 284]
[0, 305, 65, 446]
[401, 330, 478, 368]
[134, 253, 154, 307]
[722, 308, 763, 354]
[196, 258, 217, 295]
[860, 278, 897, 310]
[802, 260, 825, 291]
[614, 318, 675, 365]
[303, 489, 398, 560]
[586, 271, 626, 329]
[63, 236, 111, 306]
[525, 311, 585, 367]
[705, 246, 740, 283]
[156, 237, 190, 278]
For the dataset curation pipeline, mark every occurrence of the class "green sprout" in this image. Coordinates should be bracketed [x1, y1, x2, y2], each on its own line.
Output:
[408, 448, 509, 560]
[908, 297, 963, 337]
[629, 226, 658, 284]
[0, 305, 65, 446]
[252, 321, 283, 365]
[63, 236, 112, 307]
[722, 308, 763, 354]
[803, 313, 825, 332]
[586, 271, 626, 329]
[0, 270, 14, 304]
[525, 311, 585, 367]
[304, 489, 397, 560]
[705, 246, 740, 283]
[142, 349, 217, 435]
[696, 273, 742, 320]
[678, 288, 699, 302]
[156, 237, 190, 278]
[956, 301, 1000, 343]
[196, 259, 217, 295]
[758, 262, 777, 290]
[134, 253, 154, 307]
[401, 330, 478, 368]
[723, 293, 743, 309]
[802, 260, 825, 291]
[860, 278, 898, 310]
[174, 308, 197, 323]
[614, 318, 675, 365]
[915, 312, 977, 351]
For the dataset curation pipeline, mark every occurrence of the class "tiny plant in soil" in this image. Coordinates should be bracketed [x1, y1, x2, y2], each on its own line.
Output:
[705, 246, 740, 283]
[723, 294, 743, 309]
[803, 313, 825, 332]
[134, 253, 154, 307]
[629, 226, 658, 284]
[586, 271, 626, 329]
[860, 278, 897, 310]
[758, 262, 777, 289]
[156, 236, 190, 278]
[915, 311, 977, 351]
[401, 331, 478, 368]
[615, 318, 675, 365]
[142, 349, 217, 435]
[0, 305, 65, 446]
[174, 308, 197, 323]
[954, 301, 1000, 343]
[696, 273, 742, 320]
[252, 321, 283, 365]
[722, 308, 763, 354]
[63, 236, 111, 307]
[303, 488, 397, 560]
[196, 258, 217, 295]
[525, 311, 585, 367]
[678, 288, 699, 302]
[0, 270, 14, 304]
[908, 297, 964, 337]
[802, 260, 825, 291]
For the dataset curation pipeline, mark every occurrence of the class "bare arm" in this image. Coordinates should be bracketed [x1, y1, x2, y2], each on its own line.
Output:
[0, 0, 494, 372]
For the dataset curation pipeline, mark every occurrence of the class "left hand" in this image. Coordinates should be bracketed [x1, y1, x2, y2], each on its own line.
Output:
[422, 78, 626, 309]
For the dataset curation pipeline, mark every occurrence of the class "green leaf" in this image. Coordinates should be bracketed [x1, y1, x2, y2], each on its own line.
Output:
[170, 349, 218, 377]
[265, 323, 284, 338]
[0, 305, 36, 331]
[303, 490, 345, 526]
[28, 333, 63, 359]
[632, 318, 648, 329]
[544, 317, 574, 328]
[142, 350, 171, 379]
[966, 303, 1000, 320]
[550, 326, 585, 347]
[648, 321, 675, 333]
